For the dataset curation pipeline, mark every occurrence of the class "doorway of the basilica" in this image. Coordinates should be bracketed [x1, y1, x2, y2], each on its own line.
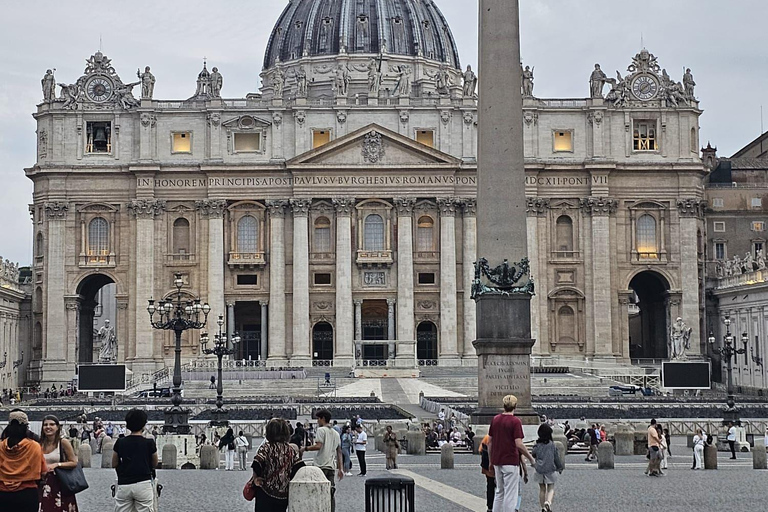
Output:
[234, 302, 262, 361]
[312, 322, 334, 362]
[76, 274, 116, 364]
[361, 300, 388, 360]
[417, 321, 438, 363]
[628, 271, 670, 360]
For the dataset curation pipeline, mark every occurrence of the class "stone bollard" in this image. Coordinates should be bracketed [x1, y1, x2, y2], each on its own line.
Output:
[162, 443, 178, 470]
[614, 432, 635, 456]
[597, 441, 614, 469]
[200, 445, 219, 470]
[633, 432, 647, 455]
[704, 444, 718, 470]
[441, 443, 454, 469]
[78, 443, 92, 469]
[375, 432, 385, 453]
[406, 431, 426, 456]
[554, 441, 566, 470]
[753, 439, 767, 470]
[287, 466, 331, 512]
[101, 439, 115, 469]
[553, 429, 568, 455]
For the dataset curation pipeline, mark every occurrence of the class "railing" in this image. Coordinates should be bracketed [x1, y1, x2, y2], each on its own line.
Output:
[312, 360, 333, 367]
[630, 359, 665, 367]
[223, 99, 248, 107]
[166, 253, 196, 263]
[551, 251, 581, 260]
[715, 269, 768, 290]
[707, 182, 767, 189]
[124, 367, 171, 394]
[79, 253, 116, 267]
[539, 98, 588, 108]
[414, 251, 439, 261]
[356, 250, 393, 266]
[418, 359, 439, 366]
[359, 360, 388, 367]
[182, 359, 269, 371]
[156, 101, 184, 109]
[228, 252, 266, 267]
[607, 374, 662, 391]
[310, 252, 335, 262]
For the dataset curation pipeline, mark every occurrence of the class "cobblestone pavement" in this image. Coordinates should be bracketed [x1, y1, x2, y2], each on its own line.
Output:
[75, 445, 766, 512]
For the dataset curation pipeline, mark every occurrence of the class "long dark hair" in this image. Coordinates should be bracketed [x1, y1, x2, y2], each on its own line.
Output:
[4, 420, 29, 448]
[536, 423, 553, 444]
[40, 415, 62, 451]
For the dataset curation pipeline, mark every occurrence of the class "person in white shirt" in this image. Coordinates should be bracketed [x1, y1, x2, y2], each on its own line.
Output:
[353, 424, 367, 476]
[692, 428, 705, 469]
[726, 421, 737, 460]
[235, 430, 249, 471]
[305, 410, 344, 512]
[764, 427, 768, 452]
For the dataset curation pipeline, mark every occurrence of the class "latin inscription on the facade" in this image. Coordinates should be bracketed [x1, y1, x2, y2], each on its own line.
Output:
[478, 354, 531, 408]
[525, 175, 608, 187]
[138, 175, 477, 189]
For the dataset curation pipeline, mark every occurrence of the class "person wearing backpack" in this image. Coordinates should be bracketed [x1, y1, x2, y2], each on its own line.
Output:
[479, 434, 495, 512]
[218, 428, 236, 471]
[531, 423, 564, 512]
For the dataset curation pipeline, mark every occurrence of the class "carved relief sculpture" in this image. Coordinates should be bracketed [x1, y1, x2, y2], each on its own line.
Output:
[361, 130, 385, 163]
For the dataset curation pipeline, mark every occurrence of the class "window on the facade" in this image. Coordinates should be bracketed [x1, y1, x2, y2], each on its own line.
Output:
[418, 272, 436, 285]
[416, 216, 435, 252]
[86, 122, 111, 153]
[172, 132, 192, 153]
[633, 121, 657, 151]
[754, 241, 764, 258]
[172, 218, 190, 254]
[87, 217, 109, 262]
[712, 198, 724, 208]
[237, 215, 259, 253]
[752, 197, 763, 208]
[234, 132, 261, 153]
[313, 130, 331, 149]
[555, 216, 574, 255]
[236, 274, 258, 286]
[752, 221, 765, 232]
[553, 131, 573, 152]
[363, 214, 386, 251]
[636, 214, 658, 259]
[314, 217, 332, 253]
[713, 221, 726, 233]
[715, 242, 726, 260]
[314, 273, 332, 285]
[416, 130, 434, 148]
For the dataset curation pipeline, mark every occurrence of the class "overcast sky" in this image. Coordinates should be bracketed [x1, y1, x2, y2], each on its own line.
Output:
[1, 0, 766, 265]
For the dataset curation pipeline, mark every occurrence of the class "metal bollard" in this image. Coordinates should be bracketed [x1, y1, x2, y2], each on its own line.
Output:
[365, 476, 415, 512]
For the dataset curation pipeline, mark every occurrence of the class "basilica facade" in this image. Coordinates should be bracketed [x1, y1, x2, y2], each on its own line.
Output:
[26, 0, 707, 386]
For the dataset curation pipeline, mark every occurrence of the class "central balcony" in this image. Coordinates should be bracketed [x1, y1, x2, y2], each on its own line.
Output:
[228, 251, 266, 269]
[356, 250, 393, 267]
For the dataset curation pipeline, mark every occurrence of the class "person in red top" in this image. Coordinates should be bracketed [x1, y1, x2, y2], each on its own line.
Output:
[487, 395, 534, 512]
[0, 410, 48, 512]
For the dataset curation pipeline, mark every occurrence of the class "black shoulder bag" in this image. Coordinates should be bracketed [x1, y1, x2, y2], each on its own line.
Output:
[56, 442, 89, 495]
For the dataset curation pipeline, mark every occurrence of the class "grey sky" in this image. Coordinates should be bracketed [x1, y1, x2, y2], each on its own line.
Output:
[1, 0, 766, 265]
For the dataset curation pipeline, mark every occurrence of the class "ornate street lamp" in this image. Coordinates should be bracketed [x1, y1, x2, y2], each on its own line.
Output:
[13, 351, 23, 370]
[200, 314, 239, 427]
[147, 273, 210, 434]
[709, 315, 749, 425]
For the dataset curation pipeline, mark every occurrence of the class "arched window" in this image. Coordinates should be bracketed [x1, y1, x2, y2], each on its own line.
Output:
[364, 214, 385, 251]
[173, 218, 190, 254]
[88, 217, 109, 259]
[557, 306, 576, 344]
[637, 214, 658, 258]
[36, 232, 44, 257]
[314, 217, 331, 253]
[237, 215, 259, 253]
[416, 216, 435, 252]
[555, 216, 574, 254]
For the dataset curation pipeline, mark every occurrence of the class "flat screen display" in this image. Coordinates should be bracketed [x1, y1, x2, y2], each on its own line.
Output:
[78, 364, 126, 391]
[662, 361, 711, 390]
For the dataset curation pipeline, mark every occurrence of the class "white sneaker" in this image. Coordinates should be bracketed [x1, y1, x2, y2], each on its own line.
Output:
[345, 472, 352, 476]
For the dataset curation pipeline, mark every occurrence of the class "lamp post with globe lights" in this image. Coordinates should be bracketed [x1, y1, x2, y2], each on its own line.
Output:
[708, 314, 749, 425]
[147, 273, 210, 434]
[200, 314, 240, 426]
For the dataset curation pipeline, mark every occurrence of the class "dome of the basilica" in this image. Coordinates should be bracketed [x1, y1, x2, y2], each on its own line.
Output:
[264, 0, 461, 70]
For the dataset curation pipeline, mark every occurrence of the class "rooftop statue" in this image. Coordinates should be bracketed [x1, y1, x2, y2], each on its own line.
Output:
[521, 64, 534, 97]
[137, 66, 155, 99]
[462, 65, 477, 97]
[41, 69, 56, 103]
[589, 64, 607, 98]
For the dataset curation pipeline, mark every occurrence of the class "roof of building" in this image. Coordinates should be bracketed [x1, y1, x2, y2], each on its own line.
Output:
[732, 131, 768, 159]
[263, 0, 461, 70]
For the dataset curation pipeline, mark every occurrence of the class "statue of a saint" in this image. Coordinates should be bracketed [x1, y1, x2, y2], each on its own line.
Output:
[521, 65, 534, 97]
[744, 251, 755, 273]
[732, 254, 743, 275]
[367, 59, 382, 96]
[42, 70, 56, 103]
[272, 68, 285, 98]
[97, 319, 118, 363]
[590, 64, 607, 98]
[393, 65, 411, 98]
[669, 317, 692, 360]
[683, 68, 696, 100]
[137, 66, 156, 99]
[757, 249, 766, 270]
[295, 66, 308, 97]
[434, 63, 451, 95]
[210, 67, 223, 98]
[334, 65, 349, 97]
[462, 65, 477, 97]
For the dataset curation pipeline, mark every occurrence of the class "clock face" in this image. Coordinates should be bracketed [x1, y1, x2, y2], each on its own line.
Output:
[86, 77, 113, 102]
[632, 75, 659, 101]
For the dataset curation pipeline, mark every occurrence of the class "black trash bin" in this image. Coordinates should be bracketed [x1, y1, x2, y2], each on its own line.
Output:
[365, 475, 415, 512]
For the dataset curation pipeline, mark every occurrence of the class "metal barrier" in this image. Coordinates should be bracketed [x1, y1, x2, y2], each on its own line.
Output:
[365, 476, 415, 512]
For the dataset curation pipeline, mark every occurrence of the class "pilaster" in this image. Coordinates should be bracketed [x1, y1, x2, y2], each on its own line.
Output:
[291, 199, 312, 364]
[677, 198, 705, 354]
[394, 197, 416, 346]
[42, 201, 69, 383]
[333, 198, 355, 366]
[267, 200, 289, 364]
[196, 199, 227, 344]
[526, 198, 549, 356]
[437, 198, 459, 361]
[460, 199, 477, 358]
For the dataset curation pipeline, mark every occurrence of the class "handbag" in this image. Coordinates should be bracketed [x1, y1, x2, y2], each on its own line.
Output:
[56, 443, 89, 495]
[243, 476, 257, 502]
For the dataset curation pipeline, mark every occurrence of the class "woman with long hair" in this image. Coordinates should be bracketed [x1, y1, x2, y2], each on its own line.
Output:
[0, 410, 47, 512]
[340, 424, 354, 476]
[531, 423, 564, 512]
[39, 415, 80, 512]
[219, 427, 236, 471]
[248, 418, 303, 512]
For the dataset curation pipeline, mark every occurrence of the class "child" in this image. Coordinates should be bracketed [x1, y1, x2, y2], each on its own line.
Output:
[531, 423, 564, 512]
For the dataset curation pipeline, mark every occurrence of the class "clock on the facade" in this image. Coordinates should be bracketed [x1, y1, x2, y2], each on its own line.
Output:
[631, 74, 659, 101]
[86, 77, 113, 102]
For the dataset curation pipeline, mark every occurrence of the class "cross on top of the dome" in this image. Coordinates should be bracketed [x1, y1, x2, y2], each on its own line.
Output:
[264, 0, 461, 71]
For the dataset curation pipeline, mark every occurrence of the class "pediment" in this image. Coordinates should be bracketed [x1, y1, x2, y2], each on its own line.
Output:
[287, 124, 461, 169]
[221, 115, 271, 130]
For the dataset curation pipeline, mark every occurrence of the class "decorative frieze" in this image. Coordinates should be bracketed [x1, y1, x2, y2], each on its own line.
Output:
[362, 131, 385, 163]
[437, 197, 459, 216]
[127, 199, 165, 218]
[195, 199, 227, 218]
[393, 197, 416, 216]
[44, 201, 69, 220]
[332, 197, 356, 216]
[580, 197, 618, 216]
[266, 200, 289, 217]
[677, 198, 705, 218]
[290, 198, 312, 216]
[526, 197, 550, 217]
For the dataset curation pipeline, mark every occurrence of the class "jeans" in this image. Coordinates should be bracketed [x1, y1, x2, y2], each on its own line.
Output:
[356, 450, 367, 475]
[225, 449, 235, 470]
[492, 465, 520, 512]
[114, 480, 154, 512]
[237, 446, 249, 470]
[321, 468, 337, 512]
[341, 447, 352, 472]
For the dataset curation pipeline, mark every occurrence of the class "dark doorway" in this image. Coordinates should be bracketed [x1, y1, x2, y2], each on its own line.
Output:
[629, 271, 670, 360]
[417, 321, 438, 361]
[312, 322, 334, 361]
[76, 274, 116, 364]
[362, 300, 388, 360]
[234, 302, 262, 361]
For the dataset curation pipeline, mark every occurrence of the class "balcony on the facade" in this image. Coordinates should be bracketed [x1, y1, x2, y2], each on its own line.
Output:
[356, 250, 393, 267]
[310, 252, 335, 263]
[551, 250, 581, 261]
[79, 251, 116, 268]
[228, 251, 266, 269]
[713, 268, 768, 291]
[166, 252, 197, 266]
[414, 251, 440, 263]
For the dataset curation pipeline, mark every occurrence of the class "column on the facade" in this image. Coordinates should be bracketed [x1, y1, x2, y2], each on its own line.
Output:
[677, 199, 703, 355]
[333, 198, 355, 365]
[259, 301, 268, 361]
[129, 200, 164, 370]
[43, 202, 68, 379]
[267, 201, 288, 363]
[437, 198, 459, 361]
[525, 198, 547, 356]
[583, 198, 616, 357]
[387, 298, 396, 359]
[116, 296, 129, 363]
[291, 199, 312, 364]
[354, 299, 363, 360]
[198, 200, 227, 350]
[227, 303, 235, 352]
[461, 199, 478, 357]
[394, 198, 415, 345]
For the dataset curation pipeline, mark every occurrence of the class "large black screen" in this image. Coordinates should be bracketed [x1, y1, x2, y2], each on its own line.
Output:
[662, 361, 711, 389]
[78, 364, 126, 391]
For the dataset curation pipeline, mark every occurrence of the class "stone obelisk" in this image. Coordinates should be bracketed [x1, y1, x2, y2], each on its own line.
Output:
[472, 0, 537, 425]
